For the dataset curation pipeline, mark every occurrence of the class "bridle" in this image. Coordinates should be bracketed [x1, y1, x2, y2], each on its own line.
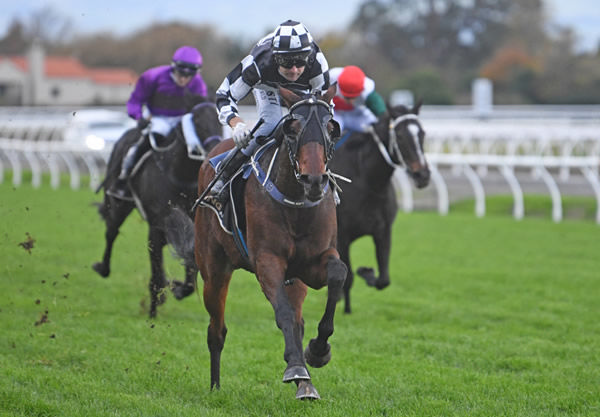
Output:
[248, 95, 341, 208]
[282, 96, 340, 180]
[365, 113, 424, 169]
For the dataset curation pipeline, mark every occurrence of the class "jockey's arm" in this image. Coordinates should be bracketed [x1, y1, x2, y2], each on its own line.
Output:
[228, 116, 244, 129]
[366, 91, 387, 117]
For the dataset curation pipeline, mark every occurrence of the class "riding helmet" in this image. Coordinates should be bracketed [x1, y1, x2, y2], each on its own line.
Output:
[271, 20, 313, 55]
[171, 46, 203, 76]
[338, 66, 366, 98]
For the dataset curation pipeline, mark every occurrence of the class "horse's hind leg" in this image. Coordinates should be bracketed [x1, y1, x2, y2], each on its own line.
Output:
[304, 252, 347, 369]
[92, 198, 134, 277]
[337, 240, 354, 314]
[357, 229, 391, 290]
[148, 225, 168, 318]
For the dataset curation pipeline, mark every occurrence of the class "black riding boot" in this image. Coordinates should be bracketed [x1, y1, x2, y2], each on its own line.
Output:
[206, 150, 250, 208]
[107, 143, 140, 199]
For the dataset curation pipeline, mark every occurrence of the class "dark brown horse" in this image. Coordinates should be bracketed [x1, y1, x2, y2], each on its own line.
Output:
[166, 86, 346, 399]
[329, 102, 430, 313]
[93, 100, 222, 317]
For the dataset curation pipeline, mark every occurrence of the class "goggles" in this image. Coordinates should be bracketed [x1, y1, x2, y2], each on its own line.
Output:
[274, 54, 309, 69]
[173, 62, 200, 76]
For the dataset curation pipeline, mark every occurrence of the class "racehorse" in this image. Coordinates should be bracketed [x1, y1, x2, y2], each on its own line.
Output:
[166, 86, 347, 400]
[93, 99, 222, 317]
[329, 101, 430, 314]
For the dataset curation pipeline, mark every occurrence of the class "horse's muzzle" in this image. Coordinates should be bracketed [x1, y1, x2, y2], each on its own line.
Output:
[299, 174, 329, 202]
[412, 166, 431, 189]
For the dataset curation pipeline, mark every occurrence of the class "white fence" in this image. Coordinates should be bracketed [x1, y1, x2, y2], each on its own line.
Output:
[1, 105, 600, 223]
[394, 154, 600, 224]
[0, 138, 110, 190]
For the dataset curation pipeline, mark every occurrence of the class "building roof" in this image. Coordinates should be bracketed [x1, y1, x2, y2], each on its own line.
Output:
[1, 54, 137, 85]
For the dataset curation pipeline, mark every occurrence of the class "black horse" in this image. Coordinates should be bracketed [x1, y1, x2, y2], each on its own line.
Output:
[329, 102, 430, 314]
[93, 99, 222, 317]
[166, 86, 347, 399]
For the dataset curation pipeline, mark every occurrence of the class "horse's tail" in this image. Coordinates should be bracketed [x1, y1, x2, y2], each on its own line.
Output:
[164, 207, 196, 267]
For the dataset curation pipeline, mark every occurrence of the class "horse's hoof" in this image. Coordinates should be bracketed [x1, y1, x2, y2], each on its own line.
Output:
[375, 279, 390, 290]
[296, 380, 320, 400]
[356, 267, 377, 286]
[282, 365, 310, 383]
[304, 339, 331, 368]
[92, 262, 109, 278]
[170, 280, 195, 300]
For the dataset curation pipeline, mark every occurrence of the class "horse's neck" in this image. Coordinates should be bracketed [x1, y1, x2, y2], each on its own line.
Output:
[164, 133, 201, 183]
[266, 143, 305, 200]
[365, 125, 396, 185]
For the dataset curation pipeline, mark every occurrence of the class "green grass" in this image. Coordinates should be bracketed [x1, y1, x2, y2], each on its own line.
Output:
[1, 182, 599, 416]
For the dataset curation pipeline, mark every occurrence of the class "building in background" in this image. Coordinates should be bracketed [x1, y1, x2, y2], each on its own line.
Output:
[0, 40, 137, 106]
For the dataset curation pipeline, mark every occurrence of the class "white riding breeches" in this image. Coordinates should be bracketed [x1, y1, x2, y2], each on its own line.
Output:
[150, 115, 183, 137]
[241, 87, 289, 156]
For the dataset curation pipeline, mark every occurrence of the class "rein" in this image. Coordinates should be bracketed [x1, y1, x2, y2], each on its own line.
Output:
[366, 113, 421, 169]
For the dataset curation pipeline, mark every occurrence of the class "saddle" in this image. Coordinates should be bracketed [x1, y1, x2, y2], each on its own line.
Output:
[200, 153, 253, 263]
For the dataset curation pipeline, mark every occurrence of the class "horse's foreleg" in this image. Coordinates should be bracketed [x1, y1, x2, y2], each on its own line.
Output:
[202, 271, 233, 390]
[92, 199, 134, 277]
[356, 229, 391, 290]
[256, 255, 309, 383]
[148, 226, 168, 318]
[304, 251, 347, 369]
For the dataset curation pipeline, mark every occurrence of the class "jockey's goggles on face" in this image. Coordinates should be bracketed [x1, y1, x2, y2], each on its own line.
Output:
[274, 54, 309, 69]
[173, 63, 200, 76]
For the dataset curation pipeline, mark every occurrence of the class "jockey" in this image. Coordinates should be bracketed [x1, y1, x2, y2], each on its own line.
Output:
[208, 19, 330, 204]
[108, 45, 208, 199]
[329, 65, 386, 133]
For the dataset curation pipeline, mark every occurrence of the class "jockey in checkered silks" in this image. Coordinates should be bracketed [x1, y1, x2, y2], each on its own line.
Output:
[208, 19, 331, 205]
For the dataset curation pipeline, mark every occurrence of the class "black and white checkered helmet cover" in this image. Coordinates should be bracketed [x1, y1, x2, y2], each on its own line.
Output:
[272, 20, 313, 54]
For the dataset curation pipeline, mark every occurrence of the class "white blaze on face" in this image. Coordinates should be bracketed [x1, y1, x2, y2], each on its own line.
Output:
[408, 123, 426, 165]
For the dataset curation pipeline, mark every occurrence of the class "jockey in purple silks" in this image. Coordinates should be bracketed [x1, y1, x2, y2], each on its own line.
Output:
[108, 45, 208, 199]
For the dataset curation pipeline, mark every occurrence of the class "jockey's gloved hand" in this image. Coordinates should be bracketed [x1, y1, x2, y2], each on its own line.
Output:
[137, 118, 150, 131]
[232, 122, 251, 149]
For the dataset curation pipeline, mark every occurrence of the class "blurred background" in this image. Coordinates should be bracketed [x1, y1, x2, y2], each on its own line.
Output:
[1, 0, 599, 106]
[1, 0, 599, 223]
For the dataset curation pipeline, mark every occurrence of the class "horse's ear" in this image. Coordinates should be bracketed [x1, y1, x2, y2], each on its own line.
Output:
[412, 98, 423, 114]
[279, 87, 301, 108]
[321, 84, 337, 104]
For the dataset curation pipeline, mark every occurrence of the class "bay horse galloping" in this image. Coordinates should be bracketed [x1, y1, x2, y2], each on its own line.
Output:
[93, 99, 222, 317]
[167, 86, 346, 400]
[329, 102, 430, 313]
